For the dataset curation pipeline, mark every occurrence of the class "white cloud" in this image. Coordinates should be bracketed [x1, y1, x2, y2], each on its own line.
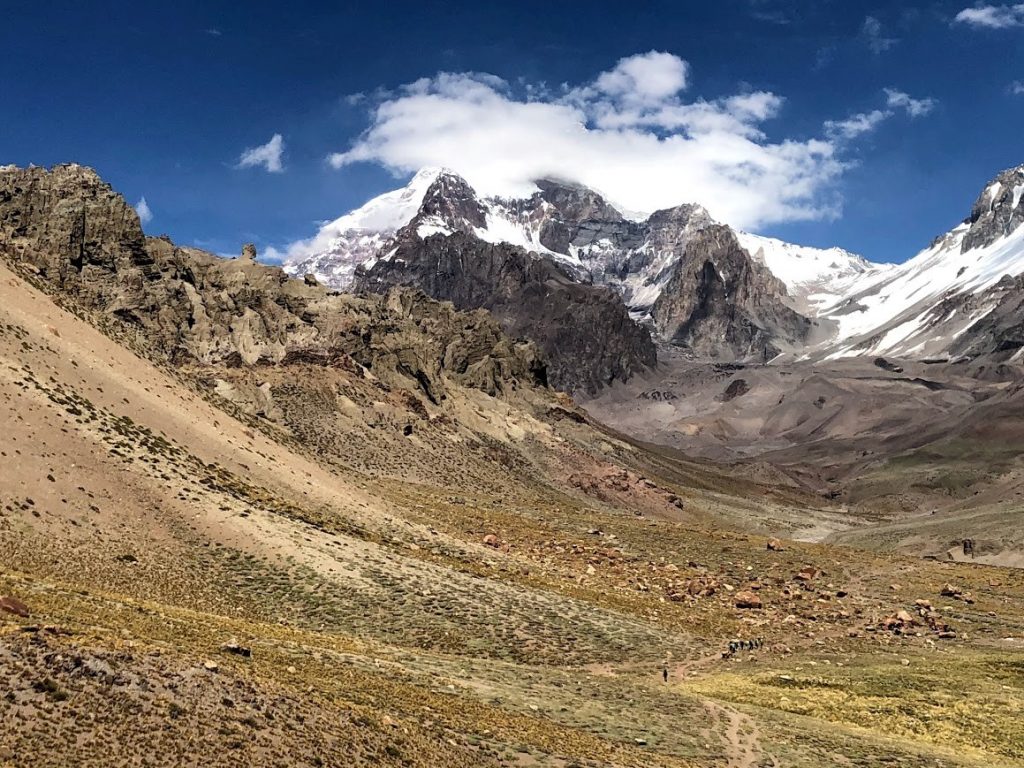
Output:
[1012, 80, 1024, 93]
[135, 197, 153, 225]
[863, 16, 898, 54]
[237, 133, 285, 173]
[591, 51, 690, 104]
[328, 52, 844, 230]
[825, 110, 890, 140]
[954, 4, 1024, 28]
[825, 89, 937, 140]
[884, 88, 937, 117]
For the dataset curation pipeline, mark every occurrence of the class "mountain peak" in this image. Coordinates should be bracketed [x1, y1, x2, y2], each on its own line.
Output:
[962, 164, 1024, 252]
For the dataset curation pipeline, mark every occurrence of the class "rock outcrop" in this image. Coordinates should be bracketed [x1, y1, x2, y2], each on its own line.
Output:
[945, 274, 1024, 360]
[0, 164, 156, 307]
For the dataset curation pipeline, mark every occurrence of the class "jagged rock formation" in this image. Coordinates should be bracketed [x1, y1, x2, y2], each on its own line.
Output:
[0, 164, 156, 308]
[946, 274, 1024, 360]
[287, 170, 657, 393]
[356, 230, 655, 394]
[651, 226, 813, 360]
[0, 164, 546, 403]
[961, 165, 1024, 252]
[283, 169, 841, 377]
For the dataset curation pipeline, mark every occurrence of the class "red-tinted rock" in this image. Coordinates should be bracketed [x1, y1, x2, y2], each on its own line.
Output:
[734, 590, 763, 609]
[0, 596, 30, 618]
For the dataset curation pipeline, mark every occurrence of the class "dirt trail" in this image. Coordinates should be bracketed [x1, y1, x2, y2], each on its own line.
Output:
[702, 699, 773, 768]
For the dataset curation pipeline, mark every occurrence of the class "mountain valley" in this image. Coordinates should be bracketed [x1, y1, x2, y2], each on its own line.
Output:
[2, 163, 1024, 767]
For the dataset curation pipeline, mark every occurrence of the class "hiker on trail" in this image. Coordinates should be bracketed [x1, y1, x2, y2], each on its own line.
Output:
[662, 666, 669, 682]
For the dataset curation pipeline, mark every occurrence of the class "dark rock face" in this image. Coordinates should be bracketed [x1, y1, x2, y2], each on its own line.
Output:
[651, 226, 813, 360]
[947, 274, 1024, 360]
[355, 230, 655, 395]
[531, 179, 643, 259]
[718, 379, 750, 402]
[874, 358, 905, 374]
[501, 179, 715, 305]
[0, 165, 546, 402]
[961, 164, 1024, 253]
[418, 173, 489, 230]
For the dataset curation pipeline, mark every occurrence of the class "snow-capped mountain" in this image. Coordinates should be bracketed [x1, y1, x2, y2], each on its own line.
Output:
[286, 168, 443, 289]
[287, 170, 722, 317]
[810, 163, 1024, 361]
[284, 162, 1024, 375]
[734, 232, 894, 317]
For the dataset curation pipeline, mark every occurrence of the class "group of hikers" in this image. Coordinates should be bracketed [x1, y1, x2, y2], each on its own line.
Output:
[660, 636, 767, 681]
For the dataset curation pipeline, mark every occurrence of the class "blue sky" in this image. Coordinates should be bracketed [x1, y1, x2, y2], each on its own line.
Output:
[2, 1, 1023, 264]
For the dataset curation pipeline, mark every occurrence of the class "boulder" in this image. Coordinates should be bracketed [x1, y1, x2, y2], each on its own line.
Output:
[0, 596, 30, 618]
[794, 566, 818, 582]
[221, 639, 252, 658]
[734, 590, 763, 609]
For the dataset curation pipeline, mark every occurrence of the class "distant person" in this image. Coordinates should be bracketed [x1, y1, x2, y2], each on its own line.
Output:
[662, 666, 669, 683]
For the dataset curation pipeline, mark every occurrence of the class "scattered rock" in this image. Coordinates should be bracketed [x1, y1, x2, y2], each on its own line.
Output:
[719, 378, 751, 402]
[203, 660, 219, 672]
[482, 534, 501, 549]
[766, 538, 785, 552]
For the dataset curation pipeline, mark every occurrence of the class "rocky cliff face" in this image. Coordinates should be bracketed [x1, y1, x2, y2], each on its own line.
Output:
[522, 181, 716, 309]
[0, 164, 157, 307]
[945, 274, 1024, 361]
[652, 226, 813, 360]
[961, 165, 1024, 253]
[355, 229, 655, 394]
[0, 165, 547, 403]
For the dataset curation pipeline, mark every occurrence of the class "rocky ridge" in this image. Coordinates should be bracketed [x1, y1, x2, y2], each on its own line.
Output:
[342, 170, 807, 389]
[288, 162, 1024, 372]
[0, 164, 547, 404]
